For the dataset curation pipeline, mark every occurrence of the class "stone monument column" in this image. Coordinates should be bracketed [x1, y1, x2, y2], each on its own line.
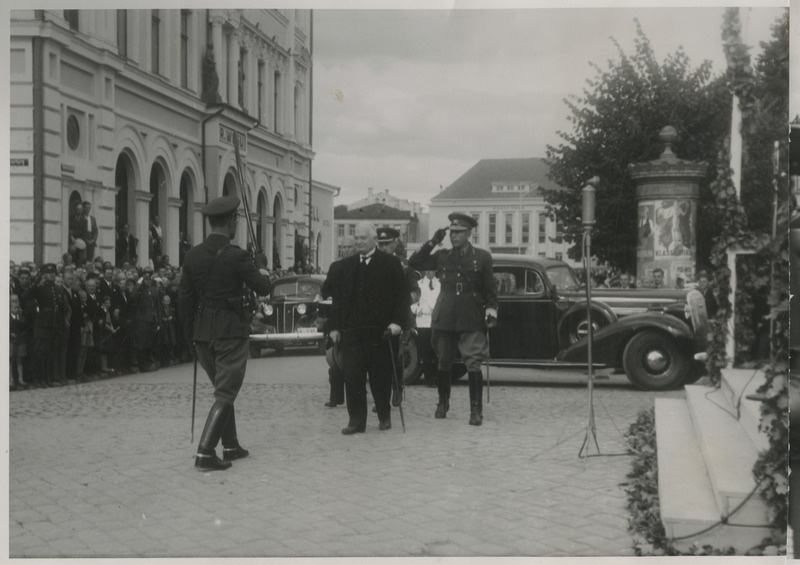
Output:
[628, 126, 707, 289]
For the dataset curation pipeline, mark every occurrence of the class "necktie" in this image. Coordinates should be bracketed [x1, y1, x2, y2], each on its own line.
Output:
[429, 280, 434, 290]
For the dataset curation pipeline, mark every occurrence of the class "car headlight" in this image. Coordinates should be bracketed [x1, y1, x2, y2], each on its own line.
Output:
[265, 305, 274, 316]
[296, 304, 307, 315]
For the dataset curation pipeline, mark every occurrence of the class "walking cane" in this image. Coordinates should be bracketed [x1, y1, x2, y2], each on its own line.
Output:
[385, 332, 405, 432]
[190, 344, 198, 443]
[485, 331, 490, 404]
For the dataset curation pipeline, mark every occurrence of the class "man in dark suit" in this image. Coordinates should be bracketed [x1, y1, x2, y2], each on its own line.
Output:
[409, 213, 497, 426]
[320, 235, 355, 407]
[327, 222, 410, 435]
[178, 195, 272, 471]
[116, 223, 138, 267]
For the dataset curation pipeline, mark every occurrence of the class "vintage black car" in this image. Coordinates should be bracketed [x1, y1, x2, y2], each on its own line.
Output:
[404, 254, 709, 391]
[249, 274, 327, 357]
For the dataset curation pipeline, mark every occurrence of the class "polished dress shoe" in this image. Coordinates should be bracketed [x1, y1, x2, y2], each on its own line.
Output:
[379, 418, 391, 431]
[435, 402, 449, 419]
[222, 446, 249, 461]
[324, 401, 342, 407]
[341, 424, 366, 435]
[195, 452, 232, 471]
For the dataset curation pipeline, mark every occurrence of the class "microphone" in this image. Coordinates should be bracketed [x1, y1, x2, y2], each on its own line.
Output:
[582, 176, 599, 227]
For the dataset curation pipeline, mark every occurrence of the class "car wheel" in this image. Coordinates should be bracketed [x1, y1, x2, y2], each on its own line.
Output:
[249, 342, 261, 359]
[401, 336, 422, 385]
[623, 330, 689, 391]
[559, 304, 616, 346]
[317, 339, 327, 355]
[272, 344, 285, 355]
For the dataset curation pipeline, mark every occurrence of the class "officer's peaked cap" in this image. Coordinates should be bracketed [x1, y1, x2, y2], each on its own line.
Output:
[202, 195, 240, 217]
[42, 263, 57, 274]
[376, 227, 400, 243]
[448, 212, 477, 231]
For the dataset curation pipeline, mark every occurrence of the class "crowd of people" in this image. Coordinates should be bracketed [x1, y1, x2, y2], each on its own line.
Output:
[8, 247, 321, 392]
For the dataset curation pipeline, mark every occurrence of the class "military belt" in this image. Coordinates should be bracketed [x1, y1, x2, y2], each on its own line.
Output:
[441, 282, 475, 296]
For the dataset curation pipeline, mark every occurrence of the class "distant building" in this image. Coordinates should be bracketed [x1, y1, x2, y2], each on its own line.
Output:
[10, 9, 314, 267]
[429, 158, 578, 266]
[347, 187, 423, 217]
[334, 203, 420, 259]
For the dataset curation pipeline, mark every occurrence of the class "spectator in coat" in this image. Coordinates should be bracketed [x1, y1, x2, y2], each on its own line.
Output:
[157, 293, 177, 367]
[10, 293, 30, 390]
[133, 267, 161, 371]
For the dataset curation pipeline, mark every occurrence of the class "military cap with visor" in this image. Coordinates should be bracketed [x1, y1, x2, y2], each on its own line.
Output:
[448, 212, 477, 231]
[41, 263, 57, 274]
[202, 195, 240, 217]
[376, 226, 400, 243]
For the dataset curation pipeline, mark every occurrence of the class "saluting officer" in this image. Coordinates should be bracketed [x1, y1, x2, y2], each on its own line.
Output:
[178, 195, 272, 471]
[408, 213, 497, 426]
[30, 263, 72, 387]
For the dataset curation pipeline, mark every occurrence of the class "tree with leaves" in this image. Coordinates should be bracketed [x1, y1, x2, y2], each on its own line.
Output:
[544, 20, 731, 272]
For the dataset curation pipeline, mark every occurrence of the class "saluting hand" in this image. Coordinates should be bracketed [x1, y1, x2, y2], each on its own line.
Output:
[386, 323, 401, 336]
[430, 227, 448, 246]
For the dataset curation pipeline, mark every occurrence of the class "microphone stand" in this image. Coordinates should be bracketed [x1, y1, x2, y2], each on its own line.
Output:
[579, 177, 601, 459]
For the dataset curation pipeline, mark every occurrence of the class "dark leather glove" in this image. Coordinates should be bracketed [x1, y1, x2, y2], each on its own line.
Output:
[430, 227, 448, 246]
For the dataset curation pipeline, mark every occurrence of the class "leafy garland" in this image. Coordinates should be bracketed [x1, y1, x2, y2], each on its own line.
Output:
[751, 205, 790, 538]
[705, 8, 789, 544]
[623, 409, 736, 556]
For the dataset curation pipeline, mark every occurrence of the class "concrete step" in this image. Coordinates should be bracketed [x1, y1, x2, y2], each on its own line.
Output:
[685, 384, 771, 526]
[720, 368, 769, 451]
[655, 398, 772, 552]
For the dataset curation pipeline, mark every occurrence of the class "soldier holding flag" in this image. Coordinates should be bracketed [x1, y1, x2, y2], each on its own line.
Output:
[178, 195, 272, 471]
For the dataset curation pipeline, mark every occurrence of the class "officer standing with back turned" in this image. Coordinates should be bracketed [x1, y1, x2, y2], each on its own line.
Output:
[179, 195, 272, 471]
[408, 213, 497, 426]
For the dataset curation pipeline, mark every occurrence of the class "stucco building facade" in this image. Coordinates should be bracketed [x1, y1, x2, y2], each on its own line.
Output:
[10, 9, 335, 270]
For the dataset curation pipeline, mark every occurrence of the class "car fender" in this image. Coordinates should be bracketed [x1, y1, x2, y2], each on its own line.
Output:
[557, 312, 695, 365]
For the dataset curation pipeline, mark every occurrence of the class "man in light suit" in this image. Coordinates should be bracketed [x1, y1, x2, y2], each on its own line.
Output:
[81, 201, 99, 263]
[327, 222, 410, 434]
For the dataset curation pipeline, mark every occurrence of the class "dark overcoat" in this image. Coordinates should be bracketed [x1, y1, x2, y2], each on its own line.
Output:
[327, 249, 409, 335]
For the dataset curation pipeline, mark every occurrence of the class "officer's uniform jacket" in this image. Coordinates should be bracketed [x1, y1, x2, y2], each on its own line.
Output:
[178, 233, 272, 342]
[408, 242, 496, 333]
[30, 281, 71, 338]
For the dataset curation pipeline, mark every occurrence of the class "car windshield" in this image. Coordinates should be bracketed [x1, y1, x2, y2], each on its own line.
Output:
[546, 265, 581, 292]
[272, 281, 321, 300]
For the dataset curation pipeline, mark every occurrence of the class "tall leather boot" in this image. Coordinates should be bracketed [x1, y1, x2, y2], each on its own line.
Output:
[221, 405, 249, 462]
[468, 370, 483, 426]
[435, 369, 451, 419]
[195, 400, 232, 471]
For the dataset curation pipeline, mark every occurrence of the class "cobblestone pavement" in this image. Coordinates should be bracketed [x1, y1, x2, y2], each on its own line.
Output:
[9, 355, 684, 559]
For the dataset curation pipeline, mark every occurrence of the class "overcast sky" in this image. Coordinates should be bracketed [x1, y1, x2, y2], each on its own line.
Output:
[312, 4, 787, 210]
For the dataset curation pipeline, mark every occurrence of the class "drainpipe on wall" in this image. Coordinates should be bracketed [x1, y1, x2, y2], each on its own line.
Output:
[32, 36, 45, 264]
[307, 10, 314, 266]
